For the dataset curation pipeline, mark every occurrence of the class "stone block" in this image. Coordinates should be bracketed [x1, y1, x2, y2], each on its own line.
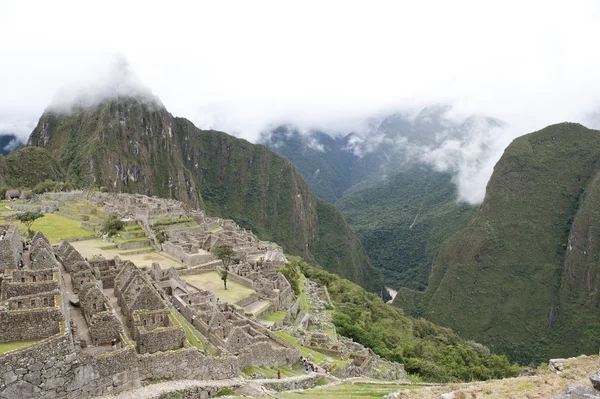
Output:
[28, 362, 43, 372]
[592, 370, 600, 391]
[2, 371, 17, 385]
[24, 371, 41, 387]
[112, 371, 127, 387]
[1, 381, 40, 399]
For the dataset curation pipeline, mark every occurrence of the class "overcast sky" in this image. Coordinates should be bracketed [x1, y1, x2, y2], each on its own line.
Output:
[2, 1, 600, 202]
[2, 0, 600, 139]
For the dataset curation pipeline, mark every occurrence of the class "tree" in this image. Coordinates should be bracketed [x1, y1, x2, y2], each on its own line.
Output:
[212, 245, 236, 290]
[220, 268, 228, 290]
[16, 211, 44, 237]
[101, 213, 124, 237]
[212, 245, 236, 269]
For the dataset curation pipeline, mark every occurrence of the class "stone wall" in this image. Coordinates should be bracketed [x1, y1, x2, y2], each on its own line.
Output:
[136, 325, 186, 354]
[0, 224, 21, 272]
[7, 292, 57, 310]
[0, 307, 62, 342]
[89, 312, 122, 346]
[1, 278, 59, 299]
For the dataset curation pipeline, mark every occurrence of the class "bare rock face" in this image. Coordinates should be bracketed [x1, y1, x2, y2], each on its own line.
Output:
[590, 370, 600, 391]
[549, 359, 567, 373]
[553, 384, 600, 398]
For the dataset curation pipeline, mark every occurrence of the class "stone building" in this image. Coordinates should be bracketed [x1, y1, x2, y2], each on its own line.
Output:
[0, 224, 22, 273]
[79, 282, 121, 346]
[114, 262, 185, 354]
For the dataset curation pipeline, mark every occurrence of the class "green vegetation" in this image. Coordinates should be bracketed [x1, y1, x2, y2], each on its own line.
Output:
[261, 310, 286, 323]
[394, 123, 600, 364]
[287, 257, 521, 382]
[169, 307, 206, 352]
[241, 365, 303, 378]
[336, 166, 475, 291]
[101, 213, 124, 237]
[311, 199, 383, 293]
[181, 272, 255, 304]
[0, 146, 65, 188]
[274, 330, 349, 369]
[15, 211, 44, 237]
[214, 387, 239, 397]
[0, 340, 40, 355]
[7, 213, 93, 243]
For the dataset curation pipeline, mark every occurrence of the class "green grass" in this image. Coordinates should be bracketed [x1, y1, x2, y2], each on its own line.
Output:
[242, 365, 304, 378]
[169, 308, 205, 351]
[0, 340, 40, 355]
[274, 330, 348, 369]
[11, 213, 95, 243]
[298, 275, 310, 312]
[262, 310, 287, 323]
[181, 272, 256, 304]
[112, 236, 149, 243]
[281, 383, 420, 398]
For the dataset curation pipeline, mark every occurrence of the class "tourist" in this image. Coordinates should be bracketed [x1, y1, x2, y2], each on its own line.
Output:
[277, 370, 281, 379]
[110, 339, 116, 350]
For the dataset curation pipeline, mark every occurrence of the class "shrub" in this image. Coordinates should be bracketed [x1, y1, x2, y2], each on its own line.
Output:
[101, 214, 124, 237]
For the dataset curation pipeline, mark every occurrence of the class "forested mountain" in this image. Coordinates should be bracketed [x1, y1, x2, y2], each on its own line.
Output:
[19, 95, 383, 292]
[395, 123, 600, 363]
[336, 165, 475, 291]
[263, 106, 497, 290]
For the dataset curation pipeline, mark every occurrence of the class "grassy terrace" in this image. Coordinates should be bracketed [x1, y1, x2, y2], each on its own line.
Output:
[281, 383, 418, 399]
[298, 275, 310, 312]
[274, 330, 349, 369]
[261, 310, 287, 324]
[242, 365, 304, 378]
[181, 272, 256, 304]
[0, 340, 40, 355]
[112, 236, 149, 243]
[4, 213, 95, 244]
[70, 239, 182, 268]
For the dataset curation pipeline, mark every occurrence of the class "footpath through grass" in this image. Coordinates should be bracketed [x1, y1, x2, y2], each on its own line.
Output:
[281, 383, 420, 399]
[169, 307, 218, 355]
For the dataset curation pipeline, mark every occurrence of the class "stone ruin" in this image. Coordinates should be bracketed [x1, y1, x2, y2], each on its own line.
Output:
[114, 261, 185, 354]
[0, 232, 64, 345]
[0, 191, 406, 397]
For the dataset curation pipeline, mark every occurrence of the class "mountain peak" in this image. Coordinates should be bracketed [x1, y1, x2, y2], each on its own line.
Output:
[47, 55, 163, 114]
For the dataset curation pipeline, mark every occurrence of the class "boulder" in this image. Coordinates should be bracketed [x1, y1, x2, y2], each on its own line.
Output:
[553, 384, 600, 398]
[591, 370, 600, 391]
[549, 358, 567, 373]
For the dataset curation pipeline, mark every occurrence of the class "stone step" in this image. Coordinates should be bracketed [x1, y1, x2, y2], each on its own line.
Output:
[120, 231, 146, 239]
[118, 247, 155, 256]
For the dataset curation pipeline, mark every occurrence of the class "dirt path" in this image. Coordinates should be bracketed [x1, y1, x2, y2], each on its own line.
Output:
[58, 260, 93, 346]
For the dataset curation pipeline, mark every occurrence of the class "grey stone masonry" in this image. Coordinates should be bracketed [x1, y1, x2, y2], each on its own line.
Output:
[0, 224, 22, 272]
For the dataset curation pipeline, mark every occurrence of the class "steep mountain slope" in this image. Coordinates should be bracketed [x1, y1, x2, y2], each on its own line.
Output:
[262, 126, 358, 203]
[0, 146, 64, 188]
[336, 165, 475, 291]
[264, 106, 495, 291]
[395, 123, 600, 363]
[26, 96, 382, 292]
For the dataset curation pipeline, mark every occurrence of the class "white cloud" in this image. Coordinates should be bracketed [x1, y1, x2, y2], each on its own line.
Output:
[1, 0, 600, 202]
